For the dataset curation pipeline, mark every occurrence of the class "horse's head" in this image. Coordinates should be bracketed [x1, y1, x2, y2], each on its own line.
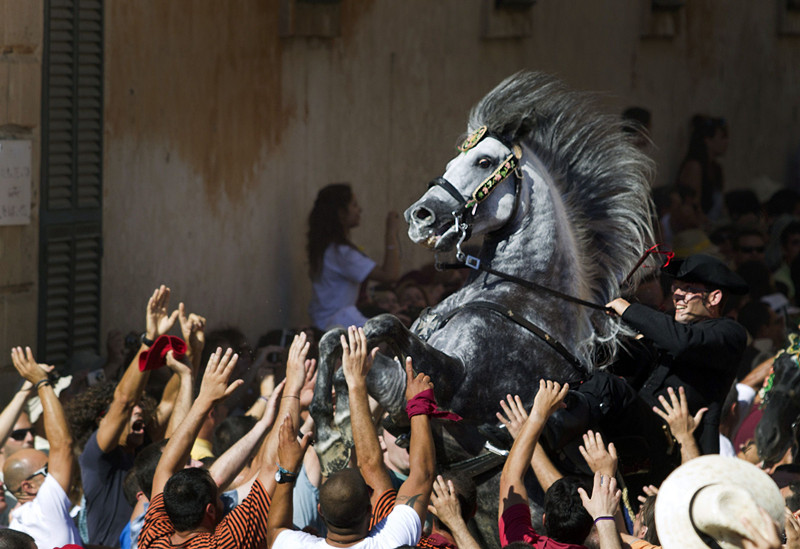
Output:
[405, 130, 522, 252]
[756, 352, 800, 465]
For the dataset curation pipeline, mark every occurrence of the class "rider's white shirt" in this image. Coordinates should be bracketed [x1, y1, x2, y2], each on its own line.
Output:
[272, 505, 421, 549]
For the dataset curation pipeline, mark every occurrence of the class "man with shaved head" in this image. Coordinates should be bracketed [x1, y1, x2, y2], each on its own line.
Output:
[3, 347, 82, 548]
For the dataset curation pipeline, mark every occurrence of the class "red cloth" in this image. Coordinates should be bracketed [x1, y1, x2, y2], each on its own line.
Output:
[138, 335, 187, 372]
[499, 503, 587, 549]
[406, 389, 462, 421]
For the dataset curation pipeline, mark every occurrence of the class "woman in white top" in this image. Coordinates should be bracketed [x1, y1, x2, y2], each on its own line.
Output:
[307, 183, 400, 330]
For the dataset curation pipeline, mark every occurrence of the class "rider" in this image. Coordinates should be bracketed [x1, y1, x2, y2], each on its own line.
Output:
[557, 253, 748, 458]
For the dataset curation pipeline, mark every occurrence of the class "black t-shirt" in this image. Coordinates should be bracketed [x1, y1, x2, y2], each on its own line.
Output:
[79, 430, 134, 547]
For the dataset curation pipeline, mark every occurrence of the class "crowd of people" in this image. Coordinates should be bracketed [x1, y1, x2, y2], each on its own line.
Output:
[2, 112, 800, 549]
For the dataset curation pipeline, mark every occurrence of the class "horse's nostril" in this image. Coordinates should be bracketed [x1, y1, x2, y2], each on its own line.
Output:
[414, 207, 433, 222]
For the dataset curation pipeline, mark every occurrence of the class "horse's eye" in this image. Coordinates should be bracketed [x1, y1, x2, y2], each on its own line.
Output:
[476, 157, 492, 169]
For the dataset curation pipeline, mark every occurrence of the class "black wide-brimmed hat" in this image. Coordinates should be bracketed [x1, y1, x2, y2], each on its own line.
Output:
[661, 253, 749, 295]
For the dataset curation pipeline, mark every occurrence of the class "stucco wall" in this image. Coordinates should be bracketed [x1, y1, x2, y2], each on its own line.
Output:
[102, 0, 800, 344]
[0, 0, 42, 383]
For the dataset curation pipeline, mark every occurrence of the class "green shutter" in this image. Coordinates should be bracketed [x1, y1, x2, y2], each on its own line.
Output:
[39, 0, 103, 366]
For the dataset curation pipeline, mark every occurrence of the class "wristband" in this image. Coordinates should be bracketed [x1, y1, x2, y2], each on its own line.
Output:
[34, 379, 51, 391]
[282, 395, 300, 399]
[140, 332, 155, 347]
[258, 395, 270, 403]
[594, 516, 614, 524]
[406, 389, 462, 421]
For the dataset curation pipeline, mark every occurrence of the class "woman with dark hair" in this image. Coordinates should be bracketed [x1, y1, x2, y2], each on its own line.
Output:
[307, 183, 400, 330]
[676, 114, 729, 223]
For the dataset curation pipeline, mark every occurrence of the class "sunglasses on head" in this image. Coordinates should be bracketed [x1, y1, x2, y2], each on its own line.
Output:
[9, 428, 33, 441]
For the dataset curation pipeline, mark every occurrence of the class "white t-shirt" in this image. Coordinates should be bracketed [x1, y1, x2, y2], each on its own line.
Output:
[9, 474, 84, 548]
[309, 244, 376, 330]
[272, 505, 421, 549]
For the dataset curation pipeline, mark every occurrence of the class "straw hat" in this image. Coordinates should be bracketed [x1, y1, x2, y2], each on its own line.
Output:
[655, 455, 784, 549]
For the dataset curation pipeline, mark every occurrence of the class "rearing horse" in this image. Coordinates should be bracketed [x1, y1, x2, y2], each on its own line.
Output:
[309, 71, 655, 542]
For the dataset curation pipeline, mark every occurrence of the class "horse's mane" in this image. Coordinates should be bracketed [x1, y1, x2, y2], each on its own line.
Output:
[468, 71, 656, 366]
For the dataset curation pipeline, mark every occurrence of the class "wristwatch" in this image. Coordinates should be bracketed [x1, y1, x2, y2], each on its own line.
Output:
[275, 465, 298, 484]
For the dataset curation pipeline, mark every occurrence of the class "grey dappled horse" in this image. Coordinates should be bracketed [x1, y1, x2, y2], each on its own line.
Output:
[309, 72, 655, 545]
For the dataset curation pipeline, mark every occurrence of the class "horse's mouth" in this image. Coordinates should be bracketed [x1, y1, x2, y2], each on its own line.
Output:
[418, 223, 459, 251]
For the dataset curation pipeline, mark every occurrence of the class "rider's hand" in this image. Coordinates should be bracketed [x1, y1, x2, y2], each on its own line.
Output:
[530, 379, 569, 420]
[605, 298, 630, 317]
[405, 357, 433, 401]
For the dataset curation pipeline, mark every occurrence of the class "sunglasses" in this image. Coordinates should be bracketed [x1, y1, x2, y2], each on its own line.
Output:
[9, 428, 33, 441]
[12, 464, 47, 493]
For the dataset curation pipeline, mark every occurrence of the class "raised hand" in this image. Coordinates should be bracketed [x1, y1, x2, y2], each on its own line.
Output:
[285, 332, 316, 396]
[637, 484, 659, 504]
[531, 379, 569, 419]
[165, 350, 192, 378]
[496, 394, 528, 439]
[178, 302, 206, 358]
[785, 508, 800, 549]
[341, 326, 377, 389]
[578, 470, 621, 520]
[276, 413, 312, 474]
[10, 347, 51, 385]
[428, 476, 463, 530]
[653, 386, 706, 439]
[405, 357, 433, 400]
[145, 285, 180, 341]
[740, 507, 782, 549]
[263, 380, 286, 428]
[197, 348, 243, 405]
[579, 430, 618, 478]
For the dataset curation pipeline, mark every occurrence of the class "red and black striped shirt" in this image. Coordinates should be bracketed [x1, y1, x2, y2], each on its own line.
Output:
[138, 479, 271, 549]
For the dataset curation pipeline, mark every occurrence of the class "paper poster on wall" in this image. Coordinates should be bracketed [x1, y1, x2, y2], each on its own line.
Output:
[0, 140, 32, 225]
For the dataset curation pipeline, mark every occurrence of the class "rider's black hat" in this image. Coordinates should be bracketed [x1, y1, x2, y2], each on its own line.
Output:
[661, 253, 749, 295]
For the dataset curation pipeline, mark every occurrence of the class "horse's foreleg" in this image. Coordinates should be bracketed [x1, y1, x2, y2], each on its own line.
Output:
[363, 313, 466, 409]
[309, 328, 353, 475]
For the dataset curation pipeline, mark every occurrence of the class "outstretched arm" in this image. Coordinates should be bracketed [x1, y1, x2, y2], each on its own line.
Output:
[0, 375, 40, 445]
[98, 285, 178, 452]
[342, 326, 394, 497]
[11, 347, 74, 494]
[151, 348, 242, 497]
[499, 380, 569, 513]
[395, 357, 436, 523]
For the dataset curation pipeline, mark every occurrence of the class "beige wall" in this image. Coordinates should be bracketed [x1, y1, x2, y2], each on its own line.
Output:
[0, 0, 41, 385]
[101, 0, 800, 345]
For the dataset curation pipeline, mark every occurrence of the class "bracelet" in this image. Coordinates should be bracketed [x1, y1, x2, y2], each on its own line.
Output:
[34, 379, 51, 391]
[258, 395, 270, 403]
[594, 516, 615, 524]
[140, 332, 155, 347]
[282, 395, 300, 399]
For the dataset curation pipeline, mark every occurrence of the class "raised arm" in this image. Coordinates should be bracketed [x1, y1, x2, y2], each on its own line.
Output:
[653, 386, 705, 462]
[342, 326, 394, 496]
[209, 380, 283, 491]
[151, 348, 242, 497]
[255, 332, 316, 490]
[499, 380, 569, 513]
[266, 414, 312, 546]
[97, 285, 178, 452]
[10, 347, 73, 494]
[163, 351, 196, 438]
[497, 394, 563, 492]
[395, 357, 436, 522]
[368, 211, 401, 283]
[0, 375, 38, 445]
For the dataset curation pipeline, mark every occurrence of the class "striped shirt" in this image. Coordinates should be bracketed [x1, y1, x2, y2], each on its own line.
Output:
[138, 479, 271, 549]
[368, 489, 456, 548]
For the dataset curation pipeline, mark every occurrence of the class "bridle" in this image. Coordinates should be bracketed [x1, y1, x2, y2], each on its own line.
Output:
[427, 125, 524, 248]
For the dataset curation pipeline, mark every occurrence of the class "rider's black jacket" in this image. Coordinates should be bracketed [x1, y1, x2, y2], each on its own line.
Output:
[621, 303, 747, 454]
